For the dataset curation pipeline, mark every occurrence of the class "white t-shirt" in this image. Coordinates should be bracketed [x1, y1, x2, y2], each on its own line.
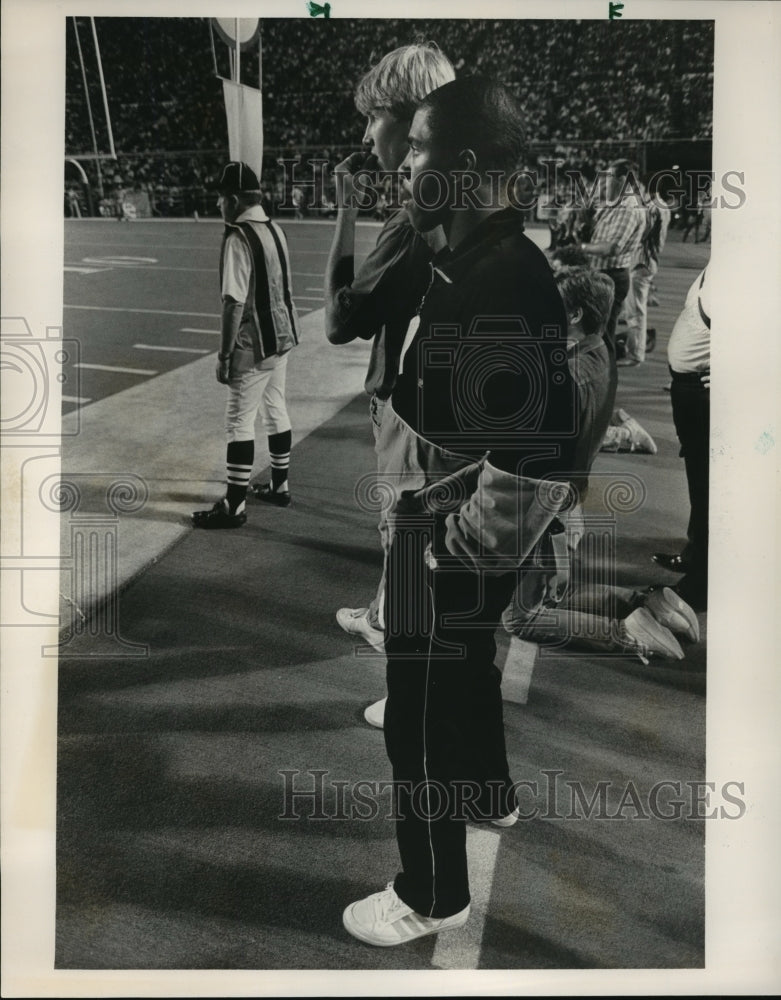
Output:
[221, 205, 269, 303]
[667, 267, 710, 373]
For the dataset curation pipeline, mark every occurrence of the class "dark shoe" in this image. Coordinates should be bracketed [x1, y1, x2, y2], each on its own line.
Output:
[646, 328, 657, 353]
[251, 482, 291, 507]
[652, 552, 690, 574]
[192, 499, 246, 529]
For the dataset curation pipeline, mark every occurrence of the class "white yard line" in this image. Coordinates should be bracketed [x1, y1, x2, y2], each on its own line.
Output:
[180, 328, 220, 335]
[61, 395, 92, 405]
[497, 636, 538, 706]
[74, 362, 158, 376]
[134, 344, 211, 355]
[431, 827, 503, 969]
[65, 305, 220, 318]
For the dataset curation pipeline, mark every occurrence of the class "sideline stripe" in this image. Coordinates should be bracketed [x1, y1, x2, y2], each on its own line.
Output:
[62, 395, 92, 405]
[75, 362, 158, 376]
[181, 328, 220, 335]
[431, 827, 502, 969]
[134, 344, 211, 355]
[65, 305, 220, 318]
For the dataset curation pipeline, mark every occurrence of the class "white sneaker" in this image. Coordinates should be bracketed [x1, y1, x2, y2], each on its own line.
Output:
[336, 607, 385, 653]
[643, 587, 700, 643]
[343, 882, 470, 947]
[364, 697, 386, 729]
[621, 607, 684, 663]
[492, 806, 520, 828]
[615, 408, 658, 454]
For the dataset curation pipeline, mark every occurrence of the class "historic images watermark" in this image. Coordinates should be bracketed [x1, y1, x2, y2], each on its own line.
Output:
[275, 157, 746, 214]
[278, 768, 746, 822]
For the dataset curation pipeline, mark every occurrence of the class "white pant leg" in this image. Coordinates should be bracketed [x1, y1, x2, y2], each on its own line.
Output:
[624, 263, 655, 363]
[226, 367, 274, 442]
[258, 353, 291, 436]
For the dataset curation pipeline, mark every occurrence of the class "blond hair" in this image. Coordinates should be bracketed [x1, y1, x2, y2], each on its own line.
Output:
[355, 42, 455, 121]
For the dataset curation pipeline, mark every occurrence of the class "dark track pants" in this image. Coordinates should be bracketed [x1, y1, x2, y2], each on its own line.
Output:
[383, 509, 518, 918]
[670, 369, 710, 605]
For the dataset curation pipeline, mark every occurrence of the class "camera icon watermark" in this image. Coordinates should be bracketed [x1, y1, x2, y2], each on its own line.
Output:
[414, 315, 577, 454]
[1, 317, 81, 436]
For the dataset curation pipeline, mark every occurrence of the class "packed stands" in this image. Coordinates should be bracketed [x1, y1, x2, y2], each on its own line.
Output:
[65, 17, 714, 216]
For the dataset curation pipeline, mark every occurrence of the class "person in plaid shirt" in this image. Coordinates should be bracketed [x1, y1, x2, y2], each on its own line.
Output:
[579, 159, 646, 363]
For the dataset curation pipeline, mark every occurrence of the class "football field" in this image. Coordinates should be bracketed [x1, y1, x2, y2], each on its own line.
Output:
[62, 218, 384, 413]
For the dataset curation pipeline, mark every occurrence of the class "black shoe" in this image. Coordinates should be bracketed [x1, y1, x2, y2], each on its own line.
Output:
[192, 499, 247, 529]
[652, 552, 690, 574]
[251, 482, 291, 507]
[646, 328, 656, 353]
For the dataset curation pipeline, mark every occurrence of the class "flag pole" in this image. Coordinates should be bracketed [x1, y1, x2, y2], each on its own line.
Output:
[90, 17, 116, 160]
[72, 17, 104, 200]
[234, 20, 241, 161]
[234, 19, 241, 84]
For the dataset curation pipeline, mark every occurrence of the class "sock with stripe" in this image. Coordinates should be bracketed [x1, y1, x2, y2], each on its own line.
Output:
[226, 439, 254, 514]
[268, 430, 291, 492]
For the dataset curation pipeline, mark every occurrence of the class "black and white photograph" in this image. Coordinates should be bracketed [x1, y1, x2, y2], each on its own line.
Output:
[1, 0, 779, 995]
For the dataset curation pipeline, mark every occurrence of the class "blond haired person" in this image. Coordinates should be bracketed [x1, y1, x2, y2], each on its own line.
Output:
[324, 43, 454, 649]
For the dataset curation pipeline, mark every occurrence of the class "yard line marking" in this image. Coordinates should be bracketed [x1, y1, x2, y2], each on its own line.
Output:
[294, 295, 324, 301]
[74, 363, 158, 376]
[305, 287, 325, 294]
[497, 636, 537, 706]
[81, 260, 216, 273]
[134, 344, 211, 354]
[431, 827, 502, 969]
[82, 255, 158, 266]
[69, 244, 217, 252]
[61, 395, 92, 405]
[64, 265, 110, 274]
[180, 328, 220, 335]
[65, 305, 220, 318]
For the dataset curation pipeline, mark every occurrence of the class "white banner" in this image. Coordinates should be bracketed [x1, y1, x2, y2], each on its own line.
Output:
[222, 80, 263, 181]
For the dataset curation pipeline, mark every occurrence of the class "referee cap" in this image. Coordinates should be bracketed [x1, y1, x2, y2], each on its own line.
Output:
[213, 161, 261, 194]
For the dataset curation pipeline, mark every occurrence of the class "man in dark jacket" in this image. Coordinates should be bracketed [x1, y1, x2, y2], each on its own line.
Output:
[342, 77, 579, 948]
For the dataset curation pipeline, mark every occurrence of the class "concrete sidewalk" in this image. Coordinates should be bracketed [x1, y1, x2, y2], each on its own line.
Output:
[58, 307, 372, 636]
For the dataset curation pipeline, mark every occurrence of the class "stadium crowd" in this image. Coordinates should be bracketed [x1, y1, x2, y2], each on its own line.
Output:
[65, 17, 713, 217]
